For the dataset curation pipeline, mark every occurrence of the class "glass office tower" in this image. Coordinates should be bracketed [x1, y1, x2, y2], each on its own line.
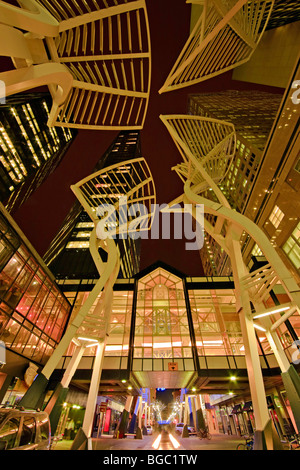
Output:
[0, 93, 77, 213]
[188, 77, 300, 280]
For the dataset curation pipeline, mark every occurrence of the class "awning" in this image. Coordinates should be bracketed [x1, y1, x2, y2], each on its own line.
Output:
[242, 401, 252, 412]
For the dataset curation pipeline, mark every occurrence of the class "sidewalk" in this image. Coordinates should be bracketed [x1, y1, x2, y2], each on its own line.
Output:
[52, 432, 246, 451]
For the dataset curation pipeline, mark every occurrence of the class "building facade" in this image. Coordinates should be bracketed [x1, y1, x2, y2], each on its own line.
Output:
[46, 262, 300, 439]
[188, 63, 300, 280]
[0, 203, 71, 405]
[0, 93, 76, 214]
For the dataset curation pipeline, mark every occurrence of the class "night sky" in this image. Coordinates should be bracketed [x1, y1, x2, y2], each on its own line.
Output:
[9, 0, 284, 277]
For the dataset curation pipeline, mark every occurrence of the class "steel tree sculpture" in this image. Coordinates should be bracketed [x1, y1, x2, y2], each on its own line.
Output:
[19, 157, 156, 449]
[160, 114, 300, 450]
[159, 0, 274, 93]
[0, 0, 151, 130]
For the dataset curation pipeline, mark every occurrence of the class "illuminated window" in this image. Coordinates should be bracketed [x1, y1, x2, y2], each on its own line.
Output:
[295, 158, 300, 174]
[269, 205, 284, 228]
[66, 241, 89, 249]
[76, 222, 94, 229]
[75, 231, 91, 239]
[251, 244, 262, 256]
[283, 221, 300, 270]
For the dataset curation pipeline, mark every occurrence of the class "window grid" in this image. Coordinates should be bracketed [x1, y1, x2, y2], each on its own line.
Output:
[269, 205, 284, 228]
[282, 221, 300, 270]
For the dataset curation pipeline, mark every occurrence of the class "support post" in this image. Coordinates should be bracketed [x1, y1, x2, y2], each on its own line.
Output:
[44, 344, 85, 435]
[116, 395, 133, 438]
[229, 236, 283, 450]
[128, 396, 139, 434]
[182, 395, 189, 437]
[71, 342, 105, 450]
[191, 396, 197, 433]
[195, 395, 206, 431]
[135, 396, 143, 439]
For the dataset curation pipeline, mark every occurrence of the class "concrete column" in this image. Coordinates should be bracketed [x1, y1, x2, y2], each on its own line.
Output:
[128, 396, 140, 434]
[204, 395, 214, 434]
[135, 396, 143, 439]
[195, 395, 205, 431]
[117, 395, 133, 438]
[191, 396, 197, 432]
[144, 402, 148, 433]
[182, 395, 189, 437]
[179, 402, 184, 423]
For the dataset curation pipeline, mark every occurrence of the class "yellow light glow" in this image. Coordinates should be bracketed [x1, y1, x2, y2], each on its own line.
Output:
[142, 341, 182, 348]
[78, 336, 98, 342]
[253, 305, 291, 319]
[169, 433, 181, 449]
[253, 323, 267, 332]
[152, 434, 162, 450]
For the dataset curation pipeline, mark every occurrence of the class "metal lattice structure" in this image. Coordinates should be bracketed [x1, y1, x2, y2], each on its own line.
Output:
[68, 157, 155, 341]
[19, 156, 156, 449]
[161, 113, 300, 449]
[0, 0, 151, 129]
[160, 115, 236, 194]
[71, 157, 156, 235]
[159, 0, 274, 93]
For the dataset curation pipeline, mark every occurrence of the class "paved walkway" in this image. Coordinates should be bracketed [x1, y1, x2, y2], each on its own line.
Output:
[52, 432, 247, 451]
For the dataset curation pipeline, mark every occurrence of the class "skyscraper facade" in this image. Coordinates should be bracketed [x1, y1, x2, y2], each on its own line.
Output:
[0, 93, 76, 214]
[188, 74, 300, 280]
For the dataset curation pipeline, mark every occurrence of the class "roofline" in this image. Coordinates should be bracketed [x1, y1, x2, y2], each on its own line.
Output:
[134, 260, 187, 280]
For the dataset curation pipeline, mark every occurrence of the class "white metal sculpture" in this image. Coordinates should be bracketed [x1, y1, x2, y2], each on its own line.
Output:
[160, 114, 300, 449]
[159, 0, 274, 93]
[0, 0, 151, 129]
[20, 156, 156, 449]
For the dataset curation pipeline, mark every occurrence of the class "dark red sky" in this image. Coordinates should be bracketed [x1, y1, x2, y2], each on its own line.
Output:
[11, 0, 284, 277]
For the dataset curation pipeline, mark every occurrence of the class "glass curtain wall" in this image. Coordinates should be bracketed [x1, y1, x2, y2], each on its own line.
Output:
[189, 285, 300, 361]
[134, 268, 192, 359]
[63, 286, 133, 369]
[0, 211, 71, 364]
